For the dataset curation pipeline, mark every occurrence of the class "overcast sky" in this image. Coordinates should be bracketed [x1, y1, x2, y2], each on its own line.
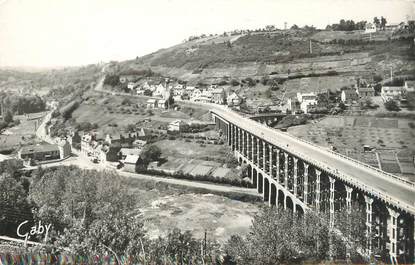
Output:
[0, 0, 413, 67]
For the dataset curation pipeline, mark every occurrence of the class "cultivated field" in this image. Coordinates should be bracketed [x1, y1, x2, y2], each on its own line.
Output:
[71, 92, 211, 135]
[288, 115, 415, 181]
[152, 140, 240, 179]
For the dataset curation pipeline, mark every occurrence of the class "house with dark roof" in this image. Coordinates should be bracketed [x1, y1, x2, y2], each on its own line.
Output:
[357, 87, 375, 98]
[19, 144, 61, 162]
[341, 88, 359, 103]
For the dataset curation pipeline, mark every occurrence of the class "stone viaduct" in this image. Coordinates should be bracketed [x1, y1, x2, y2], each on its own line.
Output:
[211, 107, 415, 264]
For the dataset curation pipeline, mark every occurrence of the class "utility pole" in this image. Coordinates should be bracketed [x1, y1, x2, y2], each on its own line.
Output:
[309, 39, 313, 54]
[390, 66, 393, 81]
[284, 22, 287, 30]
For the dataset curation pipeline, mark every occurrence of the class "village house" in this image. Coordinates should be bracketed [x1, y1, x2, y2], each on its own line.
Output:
[127, 82, 137, 90]
[142, 81, 151, 91]
[132, 139, 147, 148]
[119, 75, 139, 84]
[381, 86, 404, 101]
[137, 128, 151, 139]
[157, 99, 168, 109]
[81, 134, 93, 155]
[119, 148, 142, 160]
[57, 140, 72, 159]
[341, 89, 359, 103]
[146, 99, 157, 109]
[191, 88, 202, 101]
[98, 145, 121, 163]
[365, 22, 377, 34]
[211, 88, 225, 104]
[357, 87, 375, 98]
[18, 141, 71, 164]
[287, 98, 301, 114]
[68, 131, 82, 150]
[19, 144, 60, 163]
[185, 86, 196, 94]
[153, 84, 167, 97]
[404, 81, 415, 93]
[227, 92, 242, 106]
[168, 120, 189, 132]
[123, 155, 140, 173]
[297, 92, 317, 114]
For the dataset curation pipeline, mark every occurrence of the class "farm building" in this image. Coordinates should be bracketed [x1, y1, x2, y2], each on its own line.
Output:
[381, 86, 403, 101]
[146, 99, 157, 109]
[168, 120, 189, 132]
[123, 155, 140, 173]
[357, 87, 375, 98]
[341, 89, 359, 103]
[227, 92, 242, 106]
[18, 142, 71, 163]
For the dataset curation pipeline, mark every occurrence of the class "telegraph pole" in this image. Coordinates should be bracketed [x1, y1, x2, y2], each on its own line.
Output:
[309, 39, 313, 54]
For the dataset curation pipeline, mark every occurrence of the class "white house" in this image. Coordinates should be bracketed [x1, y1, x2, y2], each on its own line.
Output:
[153, 84, 167, 97]
[404, 81, 415, 93]
[381, 86, 403, 101]
[287, 98, 301, 113]
[146, 99, 157, 109]
[227, 92, 242, 106]
[168, 120, 188, 132]
[365, 22, 377, 34]
[341, 89, 359, 103]
[123, 155, 140, 173]
[297, 92, 318, 114]
[127, 82, 136, 90]
[201, 90, 213, 100]
[191, 89, 202, 100]
[157, 99, 168, 109]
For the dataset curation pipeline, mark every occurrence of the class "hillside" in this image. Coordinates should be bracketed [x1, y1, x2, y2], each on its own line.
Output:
[109, 28, 415, 105]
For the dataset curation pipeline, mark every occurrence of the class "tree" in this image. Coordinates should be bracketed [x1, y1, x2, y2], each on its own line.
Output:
[373, 17, 380, 28]
[143, 89, 152, 96]
[29, 166, 146, 261]
[291, 24, 299, 30]
[384, 99, 400, 111]
[0, 174, 33, 237]
[140, 144, 162, 165]
[103, 74, 120, 87]
[4, 110, 13, 124]
[380, 16, 387, 30]
[230, 79, 240, 86]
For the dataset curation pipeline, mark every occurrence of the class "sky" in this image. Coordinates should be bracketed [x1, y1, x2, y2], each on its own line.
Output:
[0, 0, 414, 68]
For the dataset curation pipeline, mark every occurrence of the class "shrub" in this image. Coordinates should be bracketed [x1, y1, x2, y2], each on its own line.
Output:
[384, 99, 400, 111]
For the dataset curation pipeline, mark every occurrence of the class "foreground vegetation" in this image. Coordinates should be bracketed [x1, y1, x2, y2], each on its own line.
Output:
[0, 163, 372, 264]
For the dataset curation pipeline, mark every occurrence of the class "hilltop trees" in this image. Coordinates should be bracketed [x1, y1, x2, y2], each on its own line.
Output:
[326, 19, 367, 31]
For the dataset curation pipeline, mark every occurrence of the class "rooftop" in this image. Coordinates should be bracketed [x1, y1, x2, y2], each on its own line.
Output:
[20, 144, 59, 155]
[124, 155, 140, 164]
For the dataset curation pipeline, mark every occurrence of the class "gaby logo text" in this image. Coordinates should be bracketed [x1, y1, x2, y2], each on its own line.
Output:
[17, 220, 52, 245]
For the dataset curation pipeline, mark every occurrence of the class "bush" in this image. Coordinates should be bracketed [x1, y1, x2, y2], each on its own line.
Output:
[231, 79, 240, 86]
[384, 99, 400, 111]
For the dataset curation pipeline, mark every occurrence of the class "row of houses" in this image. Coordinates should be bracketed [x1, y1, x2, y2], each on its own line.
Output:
[380, 81, 415, 102]
[341, 86, 375, 103]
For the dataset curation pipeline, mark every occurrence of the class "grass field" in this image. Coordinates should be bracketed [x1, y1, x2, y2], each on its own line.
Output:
[288, 115, 415, 180]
